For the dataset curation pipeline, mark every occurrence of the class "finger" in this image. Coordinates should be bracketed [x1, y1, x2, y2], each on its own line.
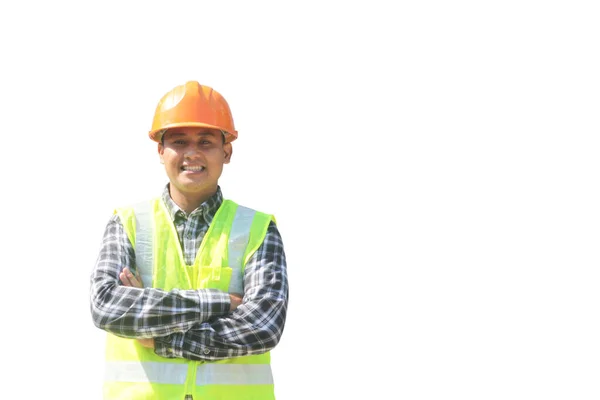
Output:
[124, 268, 141, 287]
[137, 338, 154, 348]
[128, 272, 142, 288]
[120, 271, 132, 287]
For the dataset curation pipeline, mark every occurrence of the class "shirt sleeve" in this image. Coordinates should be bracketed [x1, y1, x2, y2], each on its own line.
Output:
[154, 221, 289, 360]
[89, 214, 231, 338]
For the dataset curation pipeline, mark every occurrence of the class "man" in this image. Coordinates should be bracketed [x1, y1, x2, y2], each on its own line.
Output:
[90, 81, 289, 400]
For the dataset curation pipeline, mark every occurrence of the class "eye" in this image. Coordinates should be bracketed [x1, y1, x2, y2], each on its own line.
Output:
[174, 140, 187, 145]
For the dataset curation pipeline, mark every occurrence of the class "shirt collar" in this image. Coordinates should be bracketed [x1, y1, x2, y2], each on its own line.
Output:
[161, 184, 224, 224]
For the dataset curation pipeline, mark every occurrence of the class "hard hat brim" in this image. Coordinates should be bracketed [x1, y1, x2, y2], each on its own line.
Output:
[149, 122, 238, 143]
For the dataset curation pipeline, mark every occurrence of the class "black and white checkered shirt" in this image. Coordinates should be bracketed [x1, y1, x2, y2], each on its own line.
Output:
[90, 185, 288, 361]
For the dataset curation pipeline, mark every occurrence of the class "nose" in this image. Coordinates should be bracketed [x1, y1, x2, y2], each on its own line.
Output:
[184, 144, 203, 159]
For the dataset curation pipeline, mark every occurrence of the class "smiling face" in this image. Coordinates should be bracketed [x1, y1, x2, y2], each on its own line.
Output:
[158, 127, 232, 212]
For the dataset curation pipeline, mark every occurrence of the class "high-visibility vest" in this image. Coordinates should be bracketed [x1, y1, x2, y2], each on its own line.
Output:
[104, 198, 276, 400]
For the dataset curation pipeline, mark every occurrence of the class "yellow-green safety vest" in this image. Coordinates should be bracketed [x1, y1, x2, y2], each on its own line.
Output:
[104, 198, 276, 400]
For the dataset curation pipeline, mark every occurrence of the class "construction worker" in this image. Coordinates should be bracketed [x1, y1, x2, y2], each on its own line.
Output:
[90, 81, 289, 400]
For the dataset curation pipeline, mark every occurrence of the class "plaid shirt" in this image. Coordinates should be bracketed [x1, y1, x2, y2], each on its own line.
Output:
[90, 185, 288, 361]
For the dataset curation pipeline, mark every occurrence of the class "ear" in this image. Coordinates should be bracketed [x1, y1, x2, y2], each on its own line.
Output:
[158, 143, 164, 164]
[223, 143, 232, 164]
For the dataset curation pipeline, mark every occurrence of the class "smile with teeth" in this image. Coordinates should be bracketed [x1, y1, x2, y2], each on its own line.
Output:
[182, 165, 205, 172]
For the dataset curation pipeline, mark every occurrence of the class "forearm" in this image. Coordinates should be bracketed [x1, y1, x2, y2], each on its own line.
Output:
[155, 294, 287, 360]
[155, 224, 289, 360]
[89, 216, 231, 338]
[90, 276, 230, 338]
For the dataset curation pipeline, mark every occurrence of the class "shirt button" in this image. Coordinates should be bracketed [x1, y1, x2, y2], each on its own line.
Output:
[203, 349, 210, 354]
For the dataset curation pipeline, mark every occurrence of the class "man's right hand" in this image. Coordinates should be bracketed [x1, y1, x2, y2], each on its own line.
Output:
[120, 267, 143, 288]
[229, 293, 243, 312]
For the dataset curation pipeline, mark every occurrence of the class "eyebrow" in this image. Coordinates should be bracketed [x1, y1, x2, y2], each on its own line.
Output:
[165, 132, 186, 138]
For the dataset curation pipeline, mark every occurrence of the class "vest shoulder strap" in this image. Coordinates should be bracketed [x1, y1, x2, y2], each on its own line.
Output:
[227, 203, 255, 293]
[115, 200, 155, 288]
[221, 200, 275, 293]
[132, 200, 154, 288]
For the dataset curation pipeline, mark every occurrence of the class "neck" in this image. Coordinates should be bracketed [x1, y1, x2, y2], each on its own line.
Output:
[169, 185, 216, 214]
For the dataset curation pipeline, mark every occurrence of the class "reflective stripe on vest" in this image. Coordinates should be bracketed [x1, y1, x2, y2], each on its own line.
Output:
[105, 362, 273, 385]
[133, 200, 153, 288]
[227, 205, 255, 293]
[105, 361, 188, 384]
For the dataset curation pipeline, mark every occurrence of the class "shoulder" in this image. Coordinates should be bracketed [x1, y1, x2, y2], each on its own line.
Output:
[113, 198, 158, 227]
[226, 201, 278, 228]
[227, 201, 281, 239]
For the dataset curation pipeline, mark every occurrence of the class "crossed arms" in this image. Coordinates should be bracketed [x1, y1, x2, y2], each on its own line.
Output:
[89, 215, 288, 361]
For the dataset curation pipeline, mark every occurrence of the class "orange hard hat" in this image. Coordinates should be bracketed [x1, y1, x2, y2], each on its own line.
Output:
[149, 81, 238, 143]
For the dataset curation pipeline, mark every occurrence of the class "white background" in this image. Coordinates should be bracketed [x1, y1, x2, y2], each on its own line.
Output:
[1, 1, 599, 399]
